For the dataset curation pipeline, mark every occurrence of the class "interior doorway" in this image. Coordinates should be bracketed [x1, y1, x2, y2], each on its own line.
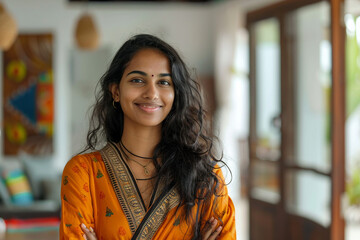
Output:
[246, 0, 345, 239]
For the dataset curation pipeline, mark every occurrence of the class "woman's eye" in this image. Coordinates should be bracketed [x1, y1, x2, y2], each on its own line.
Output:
[130, 78, 144, 83]
[159, 80, 171, 86]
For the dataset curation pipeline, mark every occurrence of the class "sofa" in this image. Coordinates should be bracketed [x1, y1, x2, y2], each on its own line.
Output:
[0, 152, 61, 219]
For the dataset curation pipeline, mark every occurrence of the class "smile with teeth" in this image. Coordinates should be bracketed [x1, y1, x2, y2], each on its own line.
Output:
[136, 103, 161, 112]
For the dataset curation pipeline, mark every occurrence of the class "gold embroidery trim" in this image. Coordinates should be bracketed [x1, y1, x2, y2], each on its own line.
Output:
[100, 143, 146, 234]
[137, 186, 180, 240]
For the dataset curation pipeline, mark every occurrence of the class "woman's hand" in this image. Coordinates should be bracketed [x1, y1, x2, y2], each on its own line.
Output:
[81, 223, 98, 240]
[201, 217, 222, 240]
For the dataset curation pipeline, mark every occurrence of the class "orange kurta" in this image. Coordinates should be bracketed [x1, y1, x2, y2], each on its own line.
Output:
[60, 143, 236, 239]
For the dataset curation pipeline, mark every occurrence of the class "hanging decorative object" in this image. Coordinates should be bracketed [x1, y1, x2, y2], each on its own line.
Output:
[0, 2, 18, 50]
[74, 12, 100, 50]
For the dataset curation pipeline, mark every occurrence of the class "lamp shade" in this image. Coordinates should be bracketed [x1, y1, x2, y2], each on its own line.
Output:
[0, 3, 18, 50]
[75, 13, 99, 50]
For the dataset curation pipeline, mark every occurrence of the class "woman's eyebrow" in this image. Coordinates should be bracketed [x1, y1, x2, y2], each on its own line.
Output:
[159, 73, 171, 77]
[127, 70, 147, 76]
[127, 71, 171, 78]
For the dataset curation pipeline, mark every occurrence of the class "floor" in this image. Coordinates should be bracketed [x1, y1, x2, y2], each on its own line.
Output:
[2, 230, 59, 240]
[235, 198, 248, 240]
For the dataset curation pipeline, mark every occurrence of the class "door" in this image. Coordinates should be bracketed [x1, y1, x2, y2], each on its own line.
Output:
[247, 0, 345, 240]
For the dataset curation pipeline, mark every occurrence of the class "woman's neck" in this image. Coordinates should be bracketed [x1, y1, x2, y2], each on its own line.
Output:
[121, 124, 161, 158]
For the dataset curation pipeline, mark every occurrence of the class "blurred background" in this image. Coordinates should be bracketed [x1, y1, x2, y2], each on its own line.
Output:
[0, 0, 359, 239]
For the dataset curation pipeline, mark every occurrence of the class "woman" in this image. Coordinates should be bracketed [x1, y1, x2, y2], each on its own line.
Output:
[60, 34, 236, 240]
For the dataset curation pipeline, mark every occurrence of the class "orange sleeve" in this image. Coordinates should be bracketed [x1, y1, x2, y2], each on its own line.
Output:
[201, 166, 237, 240]
[60, 155, 95, 240]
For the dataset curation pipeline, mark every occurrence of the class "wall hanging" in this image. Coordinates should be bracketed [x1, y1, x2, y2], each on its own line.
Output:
[3, 34, 54, 155]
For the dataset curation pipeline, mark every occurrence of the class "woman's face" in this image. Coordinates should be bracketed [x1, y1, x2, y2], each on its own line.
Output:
[111, 48, 175, 129]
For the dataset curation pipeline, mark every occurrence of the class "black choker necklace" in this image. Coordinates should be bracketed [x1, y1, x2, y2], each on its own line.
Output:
[120, 141, 152, 160]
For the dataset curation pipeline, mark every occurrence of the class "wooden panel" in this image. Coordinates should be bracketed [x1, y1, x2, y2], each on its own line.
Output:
[246, 0, 323, 26]
[250, 199, 278, 240]
[287, 214, 330, 240]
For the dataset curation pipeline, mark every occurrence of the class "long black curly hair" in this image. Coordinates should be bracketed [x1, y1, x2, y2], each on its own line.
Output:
[84, 34, 227, 239]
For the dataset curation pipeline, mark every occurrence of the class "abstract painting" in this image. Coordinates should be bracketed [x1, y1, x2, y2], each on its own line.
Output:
[2, 34, 53, 155]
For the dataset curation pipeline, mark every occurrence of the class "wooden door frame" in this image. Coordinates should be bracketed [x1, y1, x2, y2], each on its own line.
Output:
[246, 0, 345, 239]
[330, 0, 345, 239]
[247, 13, 282, 240]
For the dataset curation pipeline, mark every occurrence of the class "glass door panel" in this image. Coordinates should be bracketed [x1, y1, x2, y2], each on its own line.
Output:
[251, 160, 280, 203]
[255, 18, 281, 162]
[251, 18, 281, 203]
[286, 170, 331, 227]
[288, 1, 331, 173]
[285, 0, 332, 229]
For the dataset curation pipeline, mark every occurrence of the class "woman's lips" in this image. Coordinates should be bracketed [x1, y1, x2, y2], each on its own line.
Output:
[136, 103, 161, 113]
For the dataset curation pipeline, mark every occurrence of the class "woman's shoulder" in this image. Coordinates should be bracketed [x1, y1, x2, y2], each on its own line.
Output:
[64, 151, 103, 170]
[213, 164, 225, 178]
[212, 164, 230, 194]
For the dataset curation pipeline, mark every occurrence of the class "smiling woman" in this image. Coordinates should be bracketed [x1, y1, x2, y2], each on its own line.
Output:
[111, 48, 175, 130]
[60, 34, 236, 240]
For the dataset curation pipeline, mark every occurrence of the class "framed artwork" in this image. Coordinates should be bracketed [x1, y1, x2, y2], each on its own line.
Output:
[2, 34, 54, 156]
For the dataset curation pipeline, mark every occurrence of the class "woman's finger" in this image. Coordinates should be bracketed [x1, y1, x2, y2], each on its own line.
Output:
[207, 226, 222, 240]
[201, 217, 214, 239]
[81, 223, 98, 240]
[201, 217, 218, 240]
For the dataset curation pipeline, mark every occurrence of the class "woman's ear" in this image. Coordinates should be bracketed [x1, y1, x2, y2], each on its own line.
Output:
[109, 83, 120, 102]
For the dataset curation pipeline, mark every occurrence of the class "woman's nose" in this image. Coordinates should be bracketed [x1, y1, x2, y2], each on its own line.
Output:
[142, 82, 159, 100]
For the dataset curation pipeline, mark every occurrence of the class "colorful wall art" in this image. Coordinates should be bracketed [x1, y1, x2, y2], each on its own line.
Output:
[3, 34, 53, 155]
